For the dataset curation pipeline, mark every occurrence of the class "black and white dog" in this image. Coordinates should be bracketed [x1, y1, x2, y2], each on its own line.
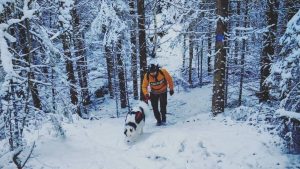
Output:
[124, 102, 149, 141]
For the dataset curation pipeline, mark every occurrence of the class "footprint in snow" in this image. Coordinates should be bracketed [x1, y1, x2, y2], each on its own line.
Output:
[146, 155, 168, 161]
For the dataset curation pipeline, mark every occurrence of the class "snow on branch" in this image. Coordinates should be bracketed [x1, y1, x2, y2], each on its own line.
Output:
[58, 0, 74, 31]
[0, 0, 13, 13]
[276, 109, 300, 122]
[0, 32, 14, 76]
[0, 0, 37, 76]
[268, 9, 300, 102]
[91, 0, 127, 46]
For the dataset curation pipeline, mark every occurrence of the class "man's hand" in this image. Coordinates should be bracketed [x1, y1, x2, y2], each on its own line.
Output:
[169, 90, 174, 96]
[145, 94, 150, 101]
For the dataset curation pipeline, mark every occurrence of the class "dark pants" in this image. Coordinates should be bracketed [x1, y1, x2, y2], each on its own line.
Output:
[150, 92, 167, 123]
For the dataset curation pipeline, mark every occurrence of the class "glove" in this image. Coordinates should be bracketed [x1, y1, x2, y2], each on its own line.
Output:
[145, 94, 150, 101]
[169, 90, 174, 96]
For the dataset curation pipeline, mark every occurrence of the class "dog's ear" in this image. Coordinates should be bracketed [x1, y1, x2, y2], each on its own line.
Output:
[135, 111, 144, 124]
[126, 122, 137, 130]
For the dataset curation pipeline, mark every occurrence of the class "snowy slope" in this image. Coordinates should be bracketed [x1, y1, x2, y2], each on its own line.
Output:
[25, 85, 297, 169]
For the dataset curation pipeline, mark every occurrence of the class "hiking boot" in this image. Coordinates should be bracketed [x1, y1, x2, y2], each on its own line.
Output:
[156, 122, 162, 126]
[162, 119, 166, 125]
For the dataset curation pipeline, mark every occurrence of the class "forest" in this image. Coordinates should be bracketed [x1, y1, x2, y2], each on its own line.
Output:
[0, 0, 300, 168]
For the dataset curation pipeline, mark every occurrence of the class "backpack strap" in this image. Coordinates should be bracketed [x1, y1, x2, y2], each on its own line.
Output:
[147, 69, 165, 81]
[147, 71, 150, 81]
[159, 69, 165, 79]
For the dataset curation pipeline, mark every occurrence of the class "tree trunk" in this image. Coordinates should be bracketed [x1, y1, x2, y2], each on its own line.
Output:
[59, 0, 80, 116]
[129, 0, 139, 100]
[105, 45, 114, 98]
[259, 0, 278, 102]
[116, 39, 127, 108]
[51, 67, 56, 113]
[5, 79, 23, 155]
[207, 28, 212, 75]
[61, 32, 80, 116]
[151, 0, 158, 58]
[182, 34, 186, 71]
[200, 39, 203, 87]
[18, 16, 41, 110]
[188, 28, 193, 85]
[238, 0, 248, 106]
[137, 0, 147, 100]
[234, 1, 240, 65]
[197, 44, 200, 79]
[238, 44, 246, 106]
[212, 0, 228, 115]
[206, 0, 214, 75]
[11, 80, 23, 169]
[72, 6, 90, 112]
[112, 47, 119, 117]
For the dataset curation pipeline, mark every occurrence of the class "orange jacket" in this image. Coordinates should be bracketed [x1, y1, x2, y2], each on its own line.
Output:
[142, 68, 174, 96]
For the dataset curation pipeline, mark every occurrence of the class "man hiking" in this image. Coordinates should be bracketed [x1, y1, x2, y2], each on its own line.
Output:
[142, 64, 174, 126]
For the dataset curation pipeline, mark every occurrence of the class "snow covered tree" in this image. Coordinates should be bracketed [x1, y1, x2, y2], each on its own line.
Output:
[269, 9, 300, 112]
[104, 42, 114, 98]
[159, 0, 215, 87]
[0, 1, 41, 167]
[259, 0, 279, 102]
[129, 0, 139, 100]
[18, 12, 42, 110]
[268, 9, 300, 153]
[91, 0, 129, 109]
[116, 38, 127, 108]
[137, 0, 148, 100]
[277, 0, 300, 37]
[72, 0, 90, 115]
[188, 26, 194, 85]
[58, 0, 81, 116]
[238, 0, 249, 106]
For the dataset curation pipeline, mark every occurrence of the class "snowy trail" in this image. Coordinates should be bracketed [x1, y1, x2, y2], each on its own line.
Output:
[28, 85, 291, 169]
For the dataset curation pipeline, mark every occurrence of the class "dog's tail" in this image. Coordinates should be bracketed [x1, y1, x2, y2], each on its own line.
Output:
[138, 101, 150, 118]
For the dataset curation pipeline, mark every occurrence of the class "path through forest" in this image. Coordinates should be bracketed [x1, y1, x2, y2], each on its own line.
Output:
[28, 85, 294, 169]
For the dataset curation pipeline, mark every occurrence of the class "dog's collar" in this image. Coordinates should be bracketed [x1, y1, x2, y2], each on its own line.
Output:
[128, 111, 136, 115]
[126, 122, 137, 130]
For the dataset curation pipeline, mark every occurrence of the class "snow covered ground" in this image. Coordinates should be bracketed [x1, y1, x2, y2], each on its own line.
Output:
[24, 85, 299, 169]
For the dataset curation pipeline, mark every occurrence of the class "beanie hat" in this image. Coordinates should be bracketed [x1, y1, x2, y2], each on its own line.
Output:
[149, 64, 158, 73]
